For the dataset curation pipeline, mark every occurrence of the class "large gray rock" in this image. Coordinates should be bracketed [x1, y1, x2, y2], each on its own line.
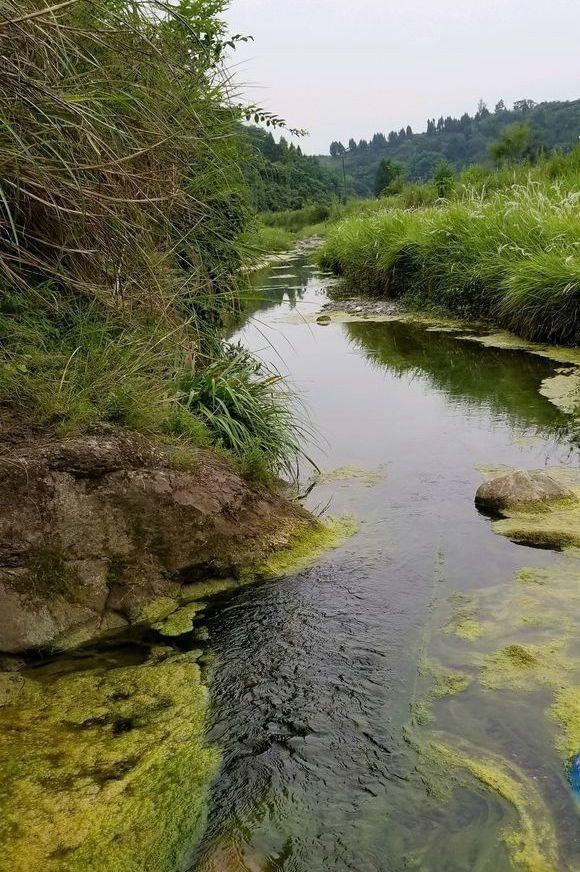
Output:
[0, 431, 313, 653]
[475, 469, 576, 514]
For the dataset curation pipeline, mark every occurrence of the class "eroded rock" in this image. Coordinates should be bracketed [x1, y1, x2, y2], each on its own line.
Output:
[0, 431, 318, 653]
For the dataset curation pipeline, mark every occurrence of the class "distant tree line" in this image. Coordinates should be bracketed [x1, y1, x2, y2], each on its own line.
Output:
[323, 98, 580, 197]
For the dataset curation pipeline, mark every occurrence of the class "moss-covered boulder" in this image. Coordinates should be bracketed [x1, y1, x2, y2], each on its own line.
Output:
[475, 470, 576, 515]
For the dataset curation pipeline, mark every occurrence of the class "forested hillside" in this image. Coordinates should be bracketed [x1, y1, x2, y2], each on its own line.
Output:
[320, 98, 580, 197]
[243, 127, 340, 211]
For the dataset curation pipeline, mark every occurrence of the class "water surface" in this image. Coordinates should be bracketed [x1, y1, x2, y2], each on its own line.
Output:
[190, 255, 580, 871]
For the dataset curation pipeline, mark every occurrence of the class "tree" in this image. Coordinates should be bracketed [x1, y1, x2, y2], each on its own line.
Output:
[348, 138, 358, 152]
[513, 99, 537, 112]
[489, 123, 532, 166]
[406, 125, 413, 137]
[476, 99, 490, 119]
[426, 119, 436, 135]
[388, 130, 398, 144]
[433, 159, 455, 197]
[374, 158, 404, 197]
[329, 141, 345, 157]
[495, 99, 506, 113]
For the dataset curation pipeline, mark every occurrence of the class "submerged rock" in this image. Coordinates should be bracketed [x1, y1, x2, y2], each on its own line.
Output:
[475, 469, 576, 514]
[0, 430, 331, 653]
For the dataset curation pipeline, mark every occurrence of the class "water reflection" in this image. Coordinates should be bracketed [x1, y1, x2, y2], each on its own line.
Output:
[190, 256, 580, 872]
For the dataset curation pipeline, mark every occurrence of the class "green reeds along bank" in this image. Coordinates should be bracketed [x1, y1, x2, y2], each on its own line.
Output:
[0, 0, 305, 480]
[319, 156, 580, 346]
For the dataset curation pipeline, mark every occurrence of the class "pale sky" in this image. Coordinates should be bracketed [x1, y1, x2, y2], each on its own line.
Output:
[225, 0, 580, 154]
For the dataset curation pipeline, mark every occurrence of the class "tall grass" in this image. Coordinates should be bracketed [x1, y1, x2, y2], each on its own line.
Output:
[319, 163, 580, 345]
[0, 0, 304, 479]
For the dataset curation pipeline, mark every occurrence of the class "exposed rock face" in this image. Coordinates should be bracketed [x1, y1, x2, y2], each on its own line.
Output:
[475, 470, 576, 515]
[0, 431, 313, 653]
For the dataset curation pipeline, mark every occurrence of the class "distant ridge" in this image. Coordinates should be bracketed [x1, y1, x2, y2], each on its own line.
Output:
[319, 98, 580, 196]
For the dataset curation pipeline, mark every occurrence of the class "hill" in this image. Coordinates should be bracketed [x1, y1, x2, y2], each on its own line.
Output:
[319, 98, 580, 197]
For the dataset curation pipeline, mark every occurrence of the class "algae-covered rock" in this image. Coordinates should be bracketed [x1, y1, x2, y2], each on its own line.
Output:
[0, 651, 219, 872]
[0, 431, 325, 653]
[475, 470, 576, 514]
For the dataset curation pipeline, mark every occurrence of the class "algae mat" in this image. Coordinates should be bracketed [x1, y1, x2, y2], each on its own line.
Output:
[0, 649, 219, 872]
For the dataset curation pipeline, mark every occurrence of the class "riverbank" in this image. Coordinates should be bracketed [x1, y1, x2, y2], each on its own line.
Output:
[317, 149, 580, 346]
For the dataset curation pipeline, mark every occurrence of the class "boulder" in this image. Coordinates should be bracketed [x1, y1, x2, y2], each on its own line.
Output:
[475, 469, 576, 514]
[0, 430, 315, 653]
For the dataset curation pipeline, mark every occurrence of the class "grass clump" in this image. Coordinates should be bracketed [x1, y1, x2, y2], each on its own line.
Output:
[177, 345, 309, 481]
[319, 152, 580, 345]
[0, 0, 307, 481]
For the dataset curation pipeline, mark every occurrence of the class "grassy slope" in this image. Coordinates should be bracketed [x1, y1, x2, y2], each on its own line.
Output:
[318, 149, 580, 345]
[0, 0, 303, 483]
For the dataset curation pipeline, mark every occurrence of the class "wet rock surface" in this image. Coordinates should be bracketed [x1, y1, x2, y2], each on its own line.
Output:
[475, 469, 577, 514]
[0, 430, 313, 653]
[321, 297, 402, 316]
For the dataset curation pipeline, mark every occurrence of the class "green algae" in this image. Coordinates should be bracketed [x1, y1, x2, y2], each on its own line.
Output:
[406, 729, 560, 872]
[550, 686, 580, 762]
[480, 642, 572, 692]
[139, 596, 180, 625]
[181, 577, 239, 602]
[0, 651, 219, 872]
[249, 515, 358, 581]
[539, 370, 580, 416]
[154, 601, 207, 637]
[443, 607, 487, 641]
[516, 568, 551, 586]
[314, 465, 385, 487]
[419, 658, 471, 699]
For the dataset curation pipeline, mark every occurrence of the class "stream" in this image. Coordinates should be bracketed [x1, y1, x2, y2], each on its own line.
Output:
[188, 254, 580, 871]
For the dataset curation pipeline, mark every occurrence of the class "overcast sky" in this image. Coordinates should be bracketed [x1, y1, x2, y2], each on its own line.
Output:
[225, 0, 580, 154]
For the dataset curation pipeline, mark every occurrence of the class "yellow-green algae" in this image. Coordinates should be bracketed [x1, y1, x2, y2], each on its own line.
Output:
[405, 727, 560, 872]
[443, 606, 488, 641]
[539, 371, 580, 416]
[419, 658, 471, 699]
[480, 642, 573, 692]
[516, 567, 552, 586]
[550, 686, 580, 762]
[154, 602, 207, 637]
[313, 465, 386, 487]
[247, 515, 358, 581]
[0, 652, 219, 872]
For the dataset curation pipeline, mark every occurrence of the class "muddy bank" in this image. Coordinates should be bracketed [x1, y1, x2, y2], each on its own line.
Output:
[0, 429, 341, 654]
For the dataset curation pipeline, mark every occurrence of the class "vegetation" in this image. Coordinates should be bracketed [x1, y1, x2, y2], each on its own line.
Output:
[243, 126, 340, 212]
[324, 98, 580, 196]
[0, 0, 304, 480]
[319, 148, 580, 345]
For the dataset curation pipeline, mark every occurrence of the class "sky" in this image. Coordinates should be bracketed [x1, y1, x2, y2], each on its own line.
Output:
[225, 0, 580, 154]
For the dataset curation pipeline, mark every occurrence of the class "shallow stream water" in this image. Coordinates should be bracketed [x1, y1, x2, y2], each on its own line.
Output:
[188, 255, 580, 871]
